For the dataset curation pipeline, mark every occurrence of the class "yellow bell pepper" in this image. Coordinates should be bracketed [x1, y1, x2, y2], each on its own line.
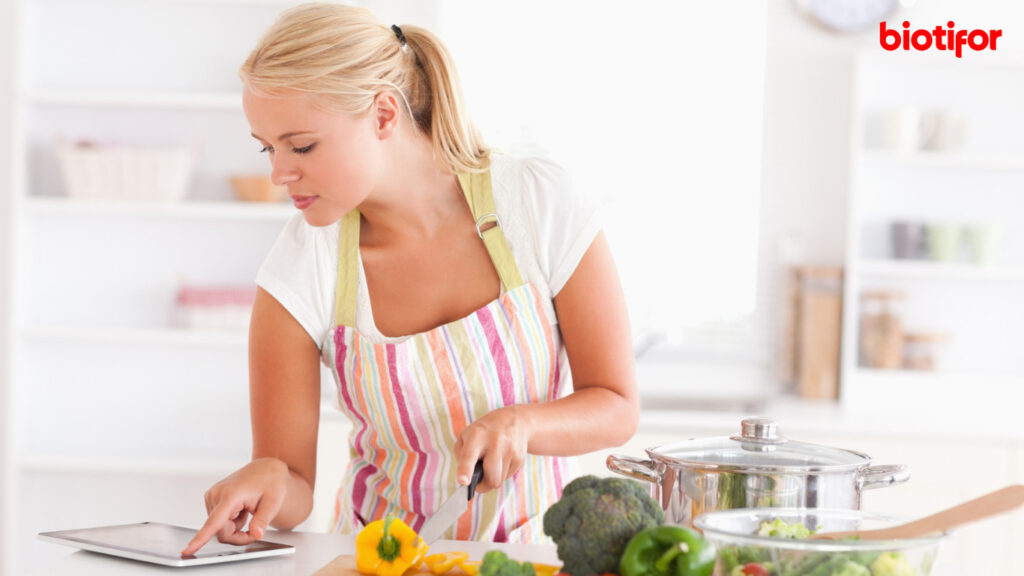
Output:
[531, 563, 561, 576]
[459, 560, 482, 576]
[355, 516, 429, 576]
[423, 551, 471, 575]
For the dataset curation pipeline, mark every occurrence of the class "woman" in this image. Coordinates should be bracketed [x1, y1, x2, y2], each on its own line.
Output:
[183, 2, 637, 553]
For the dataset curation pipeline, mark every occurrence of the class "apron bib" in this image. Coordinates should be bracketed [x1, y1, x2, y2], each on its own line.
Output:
[328, 170, 570, 543]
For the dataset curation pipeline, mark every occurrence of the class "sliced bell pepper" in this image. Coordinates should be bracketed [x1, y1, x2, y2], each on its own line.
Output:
[531, 563, 562, 576]
[424, 552, 472, 575]
[355, 515, 430, 576]
[459, 560, 482, 576]
[619, 525, 716, 576]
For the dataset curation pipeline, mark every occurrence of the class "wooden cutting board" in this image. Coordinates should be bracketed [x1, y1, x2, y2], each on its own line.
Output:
[314, 554, 438, 576]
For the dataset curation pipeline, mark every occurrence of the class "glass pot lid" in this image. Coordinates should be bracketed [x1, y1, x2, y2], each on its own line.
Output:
[647, 417, 872, 472]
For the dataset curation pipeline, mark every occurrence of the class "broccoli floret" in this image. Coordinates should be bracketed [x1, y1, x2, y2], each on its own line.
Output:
[757, 518, 813, 539]
[868, 552, 917, 576]
[543, 475, 664, 576]
[479, 551, 536, 576]
[830, 560, 871, 576]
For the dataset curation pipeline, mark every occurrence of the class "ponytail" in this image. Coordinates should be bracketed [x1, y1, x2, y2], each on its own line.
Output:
[400, 26, 489, 173]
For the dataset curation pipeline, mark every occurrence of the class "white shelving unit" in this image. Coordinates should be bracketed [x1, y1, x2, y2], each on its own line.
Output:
[841, 51, 1024, 417]
[8, 1, 310, 573]
[7, 1, 441, 572]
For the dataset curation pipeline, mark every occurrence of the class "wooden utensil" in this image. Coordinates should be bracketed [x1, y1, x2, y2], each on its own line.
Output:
[809, 484, 1024, 541]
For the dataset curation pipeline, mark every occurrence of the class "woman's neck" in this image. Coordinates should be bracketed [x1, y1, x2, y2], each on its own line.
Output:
[357, 129, 466, 248]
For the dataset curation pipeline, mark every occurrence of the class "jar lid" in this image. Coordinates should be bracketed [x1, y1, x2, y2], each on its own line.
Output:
[647, 417, 871, 472]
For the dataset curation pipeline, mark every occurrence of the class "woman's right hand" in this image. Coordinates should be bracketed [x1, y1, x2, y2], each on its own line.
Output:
[181, 457, 290, 555]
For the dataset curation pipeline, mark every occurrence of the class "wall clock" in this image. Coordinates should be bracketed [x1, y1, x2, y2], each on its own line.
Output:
[793, 0, 902, 33]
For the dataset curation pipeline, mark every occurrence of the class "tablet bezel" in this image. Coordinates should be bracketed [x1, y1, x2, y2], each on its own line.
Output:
[38, 521, 295, 567]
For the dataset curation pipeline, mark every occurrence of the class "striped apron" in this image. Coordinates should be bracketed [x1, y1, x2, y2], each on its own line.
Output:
[328, 169, 571, 543]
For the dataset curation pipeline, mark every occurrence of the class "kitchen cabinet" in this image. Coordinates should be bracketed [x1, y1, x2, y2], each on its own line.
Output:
[840, 51, 1024, 419]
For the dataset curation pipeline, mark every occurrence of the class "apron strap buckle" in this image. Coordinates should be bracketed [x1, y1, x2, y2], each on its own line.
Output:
[475, 213, 502, 239]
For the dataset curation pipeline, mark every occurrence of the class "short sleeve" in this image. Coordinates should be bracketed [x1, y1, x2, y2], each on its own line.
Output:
[519, 157, 602, 296]
[255, 214, 338, 349]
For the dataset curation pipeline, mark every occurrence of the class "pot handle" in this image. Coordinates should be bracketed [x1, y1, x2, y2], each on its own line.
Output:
[606, 454, 661, 483]
[858, 464, 911, 491]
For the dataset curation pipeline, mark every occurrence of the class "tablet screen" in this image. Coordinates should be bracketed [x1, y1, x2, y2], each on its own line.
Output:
[39, 521, 294, 567]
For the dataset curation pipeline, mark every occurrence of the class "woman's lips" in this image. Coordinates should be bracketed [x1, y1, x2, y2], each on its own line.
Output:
[291, 195, 318, 210]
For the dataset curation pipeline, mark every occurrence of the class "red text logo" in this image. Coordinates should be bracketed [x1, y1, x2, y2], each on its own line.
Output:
[880, 21, 1002, 58]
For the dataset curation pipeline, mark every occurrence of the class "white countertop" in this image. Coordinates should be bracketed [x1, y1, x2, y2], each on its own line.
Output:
[36, 529, 967, 576]
[34, 531, 559, 576]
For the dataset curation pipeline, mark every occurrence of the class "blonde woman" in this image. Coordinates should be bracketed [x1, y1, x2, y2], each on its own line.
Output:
[184, 2, 637, 553]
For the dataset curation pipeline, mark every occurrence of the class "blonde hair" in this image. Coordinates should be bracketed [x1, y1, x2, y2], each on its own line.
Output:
[239, 2, 489, 173]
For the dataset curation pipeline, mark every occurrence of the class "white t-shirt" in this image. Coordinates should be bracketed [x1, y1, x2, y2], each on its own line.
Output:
[255, 153, 602, 354]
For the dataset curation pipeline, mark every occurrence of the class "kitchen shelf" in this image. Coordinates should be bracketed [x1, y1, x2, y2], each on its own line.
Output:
[858, 259, 1024, 282]
[30, 90, 243, 111]
[842, 367, 1024, 418]
[28, 197, 293, 222]
[22, 325, 249, 347]
[859, 149, 1024, 172]
[18, 454, 245, 476]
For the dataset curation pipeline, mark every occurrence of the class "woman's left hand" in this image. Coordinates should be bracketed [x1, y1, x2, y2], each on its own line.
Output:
[453, 405, 533, 493]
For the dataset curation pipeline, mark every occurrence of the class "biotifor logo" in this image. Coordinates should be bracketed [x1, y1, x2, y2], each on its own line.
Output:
[880, 21, 1003, 58]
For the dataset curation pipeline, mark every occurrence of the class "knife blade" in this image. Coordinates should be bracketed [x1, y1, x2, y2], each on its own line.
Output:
[417, 460, 484, 544]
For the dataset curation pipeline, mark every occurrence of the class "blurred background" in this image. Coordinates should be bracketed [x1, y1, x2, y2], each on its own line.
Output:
[1, 0, 1023, 574]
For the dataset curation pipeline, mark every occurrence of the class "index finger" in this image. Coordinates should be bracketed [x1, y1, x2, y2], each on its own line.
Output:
[181, 501, 236, 556]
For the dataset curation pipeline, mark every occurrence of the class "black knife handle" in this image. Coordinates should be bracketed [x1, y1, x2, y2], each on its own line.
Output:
[467, 460, 484, 500]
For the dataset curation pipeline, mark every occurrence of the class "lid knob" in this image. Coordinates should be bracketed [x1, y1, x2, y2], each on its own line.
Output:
[731, 417, 785, 446]
[741, 417, 777, 440]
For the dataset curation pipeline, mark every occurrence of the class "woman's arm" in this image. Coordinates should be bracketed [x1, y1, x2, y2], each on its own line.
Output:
[454, 231, 638, 490]
[525, 230, 639, 453]
[183, 287, 322, 553]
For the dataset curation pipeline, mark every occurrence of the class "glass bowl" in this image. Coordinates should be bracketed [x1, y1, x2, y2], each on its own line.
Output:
[694, 508, 948, 576]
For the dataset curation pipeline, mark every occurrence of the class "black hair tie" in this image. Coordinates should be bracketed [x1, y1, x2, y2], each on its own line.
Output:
[391, 24, 406, 47]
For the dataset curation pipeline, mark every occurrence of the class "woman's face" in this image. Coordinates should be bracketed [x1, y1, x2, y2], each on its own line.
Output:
[243, 87, 381, 227]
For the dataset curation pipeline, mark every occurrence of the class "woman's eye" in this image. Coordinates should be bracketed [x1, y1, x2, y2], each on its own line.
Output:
[293, 144, 315, 154]
[258, 145, 273, 154]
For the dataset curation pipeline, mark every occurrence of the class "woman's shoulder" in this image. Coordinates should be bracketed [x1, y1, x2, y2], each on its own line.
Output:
[490, 152, 572, 194]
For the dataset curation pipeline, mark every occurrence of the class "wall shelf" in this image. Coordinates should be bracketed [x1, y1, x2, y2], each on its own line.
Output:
[28, 197, 293, 222]
[859, 150, 1024, 172]
[858, 259, 1024, 282]
[30, 91, 243, 111]
[22, 325, 249, 347]
[18, 455, 245, 477]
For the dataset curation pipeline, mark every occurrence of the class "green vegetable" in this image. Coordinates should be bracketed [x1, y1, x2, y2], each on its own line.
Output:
[619, 525, 716, 576]
[868, 553, 917, 576]
[479, 550, 536, 576]
[717, 472, 748, 509]
[543, 475, 664, 576]
[829, 561, 870, 576]
[757, 519, 813, 540]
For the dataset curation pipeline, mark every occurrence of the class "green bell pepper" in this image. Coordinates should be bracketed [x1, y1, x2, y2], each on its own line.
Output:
[619, 525, 716, 576]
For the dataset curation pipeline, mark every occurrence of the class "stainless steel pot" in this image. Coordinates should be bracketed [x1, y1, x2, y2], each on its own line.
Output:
[607, 417, 910, 526]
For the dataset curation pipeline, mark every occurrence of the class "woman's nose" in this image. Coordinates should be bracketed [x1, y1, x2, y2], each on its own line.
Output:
[269, 155, 299, 186]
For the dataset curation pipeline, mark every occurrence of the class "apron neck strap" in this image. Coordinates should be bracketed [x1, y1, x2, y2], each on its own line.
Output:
[457, 171, 524, 292]
[334, 208, 361, 327]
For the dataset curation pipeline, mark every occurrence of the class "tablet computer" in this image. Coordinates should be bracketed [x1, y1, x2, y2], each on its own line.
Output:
[38, 521, 295, 567]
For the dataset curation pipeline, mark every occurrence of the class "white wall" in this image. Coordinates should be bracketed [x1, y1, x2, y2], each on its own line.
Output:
[0, 0, 18, 572]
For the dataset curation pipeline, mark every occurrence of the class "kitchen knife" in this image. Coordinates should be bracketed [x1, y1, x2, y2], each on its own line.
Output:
[417, 460, 484, 544]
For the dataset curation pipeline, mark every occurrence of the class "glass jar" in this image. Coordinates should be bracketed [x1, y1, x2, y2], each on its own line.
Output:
[859, 290, 905, 369]
[902, 332, 949, 371]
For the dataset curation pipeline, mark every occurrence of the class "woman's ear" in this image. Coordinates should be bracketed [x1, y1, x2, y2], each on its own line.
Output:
[372, 91, 401, 139]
